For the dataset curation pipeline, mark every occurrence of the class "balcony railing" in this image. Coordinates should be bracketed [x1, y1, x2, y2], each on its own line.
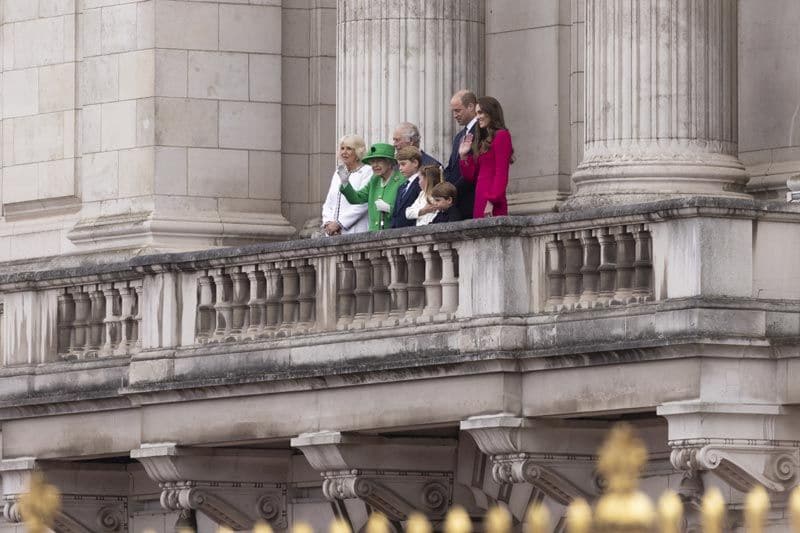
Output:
[0, 197, 791, 391]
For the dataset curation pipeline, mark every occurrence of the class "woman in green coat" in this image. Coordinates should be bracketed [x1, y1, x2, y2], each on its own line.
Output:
[338, 143, 407, 231]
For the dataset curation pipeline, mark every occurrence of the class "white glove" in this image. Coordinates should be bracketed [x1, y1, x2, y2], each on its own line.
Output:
[374, 199, 391, 213]
[336, 164, 350, 183]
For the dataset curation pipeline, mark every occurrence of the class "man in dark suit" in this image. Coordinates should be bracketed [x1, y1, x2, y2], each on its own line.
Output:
[443, 90, 478, 219]
[392, 122, 441, 169]
[390, 146, 423, 228]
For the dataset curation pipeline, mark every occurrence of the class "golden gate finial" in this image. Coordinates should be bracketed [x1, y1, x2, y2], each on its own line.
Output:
[657, 491, 683, 533]
[593, 423, 655, 531]
[701, 487, 725, 533]
[484, 506, 511, 533]
[565, 498, 591, 533]
[744, 485, 770, 533]
[18, 472, 61, 533]
[791, 485, 800, 532]
[524, 503, 550, 533]
[406, 512, 432, 533]
[444, 506, 472, 533]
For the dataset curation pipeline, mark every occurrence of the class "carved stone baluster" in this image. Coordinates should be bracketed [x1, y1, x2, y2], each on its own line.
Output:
[336, 258, 356, 330]
[385, 249, 408, 326]
[578, 230, 600, 308]
[366, 251, 390, 327]
[209, 269, 233, 340]
[57, 291, 75, 356]
[132, 280, 143, 349]
[596, 229, 617, 306]
[402, 248, 425, 322]
[101, 284, 121, 356]
[418, 244, 442, 322]
[87, 286, 106, 355]
[294, 259, 317, 328]
[349, 253, 373, 329]
[435, 244, 458, 318]
[561, 234, 584, 308]
[245, 266, 266, 337]
[633, 227, 653, 302]
[70, 287, 90, 358]
[612, 229, 636, 304]
[229, 268, 250, 338]
[264, 263, 283, 334]
[196, 273, 216, 343]
[545, 238, 566, 311]
[279, 262, 300, 332]
[118, 285, 135, 352]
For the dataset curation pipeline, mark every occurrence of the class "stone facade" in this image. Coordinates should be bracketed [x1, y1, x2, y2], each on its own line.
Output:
[0, 1, 799, 533]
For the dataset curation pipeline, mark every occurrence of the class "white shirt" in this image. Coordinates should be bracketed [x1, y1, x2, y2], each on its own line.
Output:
[405, 189, 438, 226]
[465, 116, 478, 134]
[321, 164, 373, 234]
[398, 172, 419, 201]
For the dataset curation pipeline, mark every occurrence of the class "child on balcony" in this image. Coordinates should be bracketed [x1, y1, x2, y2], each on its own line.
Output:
[405, 165, 444, 226]
[430, 182, 463, 223]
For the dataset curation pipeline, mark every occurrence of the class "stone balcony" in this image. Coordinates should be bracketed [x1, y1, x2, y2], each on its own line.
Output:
[0, 197, 798, 479]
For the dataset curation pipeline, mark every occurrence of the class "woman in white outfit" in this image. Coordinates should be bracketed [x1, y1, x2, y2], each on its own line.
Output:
[321, 135, 373, 235]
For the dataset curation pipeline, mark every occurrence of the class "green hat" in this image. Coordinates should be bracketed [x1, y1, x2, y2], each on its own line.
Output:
[361, 143, 397, 163]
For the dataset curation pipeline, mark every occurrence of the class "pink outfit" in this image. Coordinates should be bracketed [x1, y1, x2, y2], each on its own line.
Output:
[458, 129, 513, 218]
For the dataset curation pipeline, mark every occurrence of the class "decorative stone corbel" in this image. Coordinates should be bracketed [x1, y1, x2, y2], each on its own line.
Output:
[460, 415, 609, 505]
[669, 442, 799, 493]
[0, 458, 128, 533]
[659, 402, 800, 493]
[291, 431, 456, 521]
[131, 445, 290, 531]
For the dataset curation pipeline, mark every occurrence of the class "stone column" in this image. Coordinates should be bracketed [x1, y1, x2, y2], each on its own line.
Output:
[570, 0, 749, 206]
[337, 0, 484, 160]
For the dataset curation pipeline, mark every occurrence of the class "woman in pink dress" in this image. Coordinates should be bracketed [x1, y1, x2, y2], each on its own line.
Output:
[458, 96, 514, 218]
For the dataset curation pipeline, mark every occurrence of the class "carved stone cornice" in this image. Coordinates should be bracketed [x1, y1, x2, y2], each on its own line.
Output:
[669, 440, 800, 493]
[292, 432, 457, 521]
[131, 445, 290, 530]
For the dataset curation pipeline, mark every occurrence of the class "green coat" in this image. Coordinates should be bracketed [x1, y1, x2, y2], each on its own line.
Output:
[340, 171, 406, 232]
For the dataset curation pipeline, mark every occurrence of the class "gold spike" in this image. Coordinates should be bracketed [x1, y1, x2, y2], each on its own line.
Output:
[744, 485, 770, 533]
[791, 485, 800, 533]
[565, 498, 592, 533]
[484, 506, 512, 533]
[444, 506, 472, 533]
[330, 518, 353, 533]
[253, 521, 275, 533]
[406, 512, 433, 533]
[293, 521, 315, 533]
[701, 486, 726, 533]
[366, 512, 391, 533]
[217, 526, 234, 533]
[524, 503, 550, 533]
[18, 472, 61, 533]
[657, 491, 683, 533]
[593, 423, 655, 530]
[142, 529, 158, 533]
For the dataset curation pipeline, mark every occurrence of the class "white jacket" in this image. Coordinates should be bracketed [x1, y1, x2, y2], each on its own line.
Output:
[321, 164, 373, 234]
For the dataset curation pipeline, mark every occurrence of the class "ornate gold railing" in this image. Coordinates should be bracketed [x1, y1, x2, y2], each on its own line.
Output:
[16, 423, 800, 533]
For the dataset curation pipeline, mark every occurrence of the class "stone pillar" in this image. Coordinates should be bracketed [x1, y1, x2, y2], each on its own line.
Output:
[337, 0, 485, 160]
[570, 0, 749, 206]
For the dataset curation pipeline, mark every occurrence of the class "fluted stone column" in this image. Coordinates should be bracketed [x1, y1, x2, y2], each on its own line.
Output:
[337, 0, 484, 161]
[570, 0, 749, 206]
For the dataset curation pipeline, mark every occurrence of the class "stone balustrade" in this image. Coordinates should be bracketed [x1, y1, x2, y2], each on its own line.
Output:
[57, 281, 142, 358]
[545, 224, 653, 311]
[0, 197, 794, 374]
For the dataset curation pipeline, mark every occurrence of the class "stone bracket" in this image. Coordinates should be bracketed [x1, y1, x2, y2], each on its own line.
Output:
[292, 431, 457, 521]
[490, 453, 591, 505]
[670, 443, 800, 493]
[131, 445, 290, 531]
[321, 470, 451, 521]
[460, 415, 606, 505]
